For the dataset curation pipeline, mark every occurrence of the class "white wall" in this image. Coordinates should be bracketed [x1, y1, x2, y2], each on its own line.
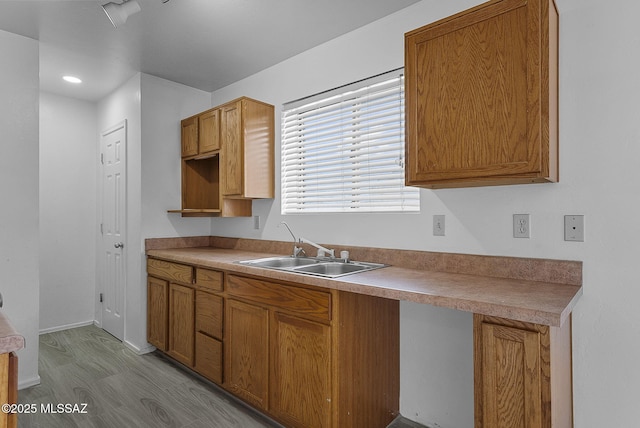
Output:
[0, 29, 40, 388]
[209, 0, 640, 426]
[96, 73, 211, 353]
[96, 74, 144, 351]
[39, 92, 97, 332]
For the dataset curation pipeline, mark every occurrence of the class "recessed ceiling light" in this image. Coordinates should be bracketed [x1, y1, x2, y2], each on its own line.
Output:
[63, 76, 82, 84]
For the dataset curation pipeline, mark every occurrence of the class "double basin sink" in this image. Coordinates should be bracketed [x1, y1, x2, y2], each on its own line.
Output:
[238, 256, 386, 278]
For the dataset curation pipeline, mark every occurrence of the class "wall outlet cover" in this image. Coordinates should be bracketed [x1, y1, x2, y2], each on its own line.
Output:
[513, 214, 530, 238]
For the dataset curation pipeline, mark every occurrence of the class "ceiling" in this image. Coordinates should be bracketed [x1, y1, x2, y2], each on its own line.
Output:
[0, 0, 421, 102]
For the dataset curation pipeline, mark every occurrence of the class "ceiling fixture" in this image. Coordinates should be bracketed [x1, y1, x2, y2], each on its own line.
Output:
[63, 76, 82, 84]
[101, 0, 141, 28]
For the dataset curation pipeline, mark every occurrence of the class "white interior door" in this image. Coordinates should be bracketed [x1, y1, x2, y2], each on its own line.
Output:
[100, 121, 126, 341]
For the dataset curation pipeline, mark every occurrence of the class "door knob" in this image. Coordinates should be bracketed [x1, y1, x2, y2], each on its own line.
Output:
[114, 242, 124, 249]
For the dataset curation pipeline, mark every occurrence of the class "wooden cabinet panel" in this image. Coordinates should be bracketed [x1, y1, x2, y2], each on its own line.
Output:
[0, 352, 18, 428]
[226, 274, 331, 321]
[270, 312, 331, 428]
[221, 101, 243, 196]
[224, 299, 269, 410]
[168, 283, 195, 367]
[147, 259, 193, 284]
[198, 108, 220, 154]
[181, 116, 198, 158]
[196, 290, 223, 339]
[147, 276, 168, 351]
[196, 268, 223, 292]
[195, 332, 223, 384]
[480, 323, 542, 428]
[405, 0, 558, 188]
[474, 314, 572, 428]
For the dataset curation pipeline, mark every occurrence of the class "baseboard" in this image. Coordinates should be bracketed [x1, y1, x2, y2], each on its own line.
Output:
[18, 375, 41, 390]
[39, 320, 95, 335]
[124, 340, 156, 355]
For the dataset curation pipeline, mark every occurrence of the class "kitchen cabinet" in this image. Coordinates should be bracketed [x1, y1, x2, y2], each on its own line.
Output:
[180, 115, 198, 158]
[146, 276, 168, 351]
[473, 314, 572, 428]
[147, 255, 400, 427]
[270, 312, 331, 428]
[220, 98, 275, 198]
[171, 96, 273, 217]
[405, 0, 558, 188]
[225, 273, 399, 428]
[180, 108, 220, 158]
[167, 283, 195, 367]
[194, 268, 224, 384]
[225, 298, 270, 409]
[198, 108, 221, 154]
[147, 260, 225, 383]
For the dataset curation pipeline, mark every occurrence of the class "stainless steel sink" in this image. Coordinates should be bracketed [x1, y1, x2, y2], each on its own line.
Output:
[237, 256, 386, 278]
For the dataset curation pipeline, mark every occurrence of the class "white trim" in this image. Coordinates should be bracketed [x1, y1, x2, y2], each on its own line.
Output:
[39, 320, 95, 335]
[124, 340, 156, 355]
[18, 375, 41, 390]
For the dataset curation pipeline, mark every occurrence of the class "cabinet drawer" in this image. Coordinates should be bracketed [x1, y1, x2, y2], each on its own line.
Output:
[196, 268, 223, 291]
[195, 332, 223, 384]
[196, 291, 223, 339]
[226, 275, 331, 321]
[147, 258, 193, 284]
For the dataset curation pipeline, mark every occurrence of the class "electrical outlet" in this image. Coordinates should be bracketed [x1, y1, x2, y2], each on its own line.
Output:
[513, 214, 530, 238]
[564, 215, 584, 241]
[253, 215, 261, 230]
[433, 215, 445, 236]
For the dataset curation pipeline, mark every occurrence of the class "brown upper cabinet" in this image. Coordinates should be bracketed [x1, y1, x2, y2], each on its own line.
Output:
[220, 98, 275, 199]
[405, 0, 558, 188]
[171, 96, 274, 217]
[181, 108, 220, 158]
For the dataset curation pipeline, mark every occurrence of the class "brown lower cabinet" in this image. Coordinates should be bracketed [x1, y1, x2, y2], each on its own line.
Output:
[473, 314, 573, 428]
[147, 257, 399, 428]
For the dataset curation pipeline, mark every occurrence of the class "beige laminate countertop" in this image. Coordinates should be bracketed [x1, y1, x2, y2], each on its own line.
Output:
[0, 311, 25, 354]
[146, 238, 582, 327]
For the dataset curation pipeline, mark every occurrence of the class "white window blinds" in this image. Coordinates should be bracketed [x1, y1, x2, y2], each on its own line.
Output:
[281, 69, 419, 214]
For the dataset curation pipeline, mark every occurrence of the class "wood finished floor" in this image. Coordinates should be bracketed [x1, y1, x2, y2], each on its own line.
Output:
[17, 325, 282, 428]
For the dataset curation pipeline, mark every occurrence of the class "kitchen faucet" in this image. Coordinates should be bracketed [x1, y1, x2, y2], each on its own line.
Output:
[299, 237, 335, 258]
[279, 221, 306, 257]
[278, 221, 335, 258]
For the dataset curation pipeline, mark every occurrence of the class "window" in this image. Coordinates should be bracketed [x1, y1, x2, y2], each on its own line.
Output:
[281, 69, 419, 214]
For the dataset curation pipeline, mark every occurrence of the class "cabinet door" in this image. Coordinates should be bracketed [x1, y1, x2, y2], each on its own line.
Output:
[195, 332, 223, 384]
[270, 312, 331, 428]
[475, 317, 544, 428]
[168, 283, 195, 366]
[199, 109, 220, 154]
[224, 299, 269, 410]
[220, 101, 243, 196]
[181, 116, 198, 158]
[405, 0, 557, 187]
[147, 276, 169, 351]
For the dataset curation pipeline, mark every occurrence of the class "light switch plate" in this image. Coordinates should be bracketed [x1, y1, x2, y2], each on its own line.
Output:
[564, 215, 584, 241]
[433, 215, 445, 236]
